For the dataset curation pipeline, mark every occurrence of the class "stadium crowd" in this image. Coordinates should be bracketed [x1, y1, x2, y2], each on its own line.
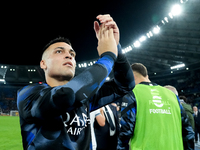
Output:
[0, 86, 19, 114]
[1, 72, 200, 115]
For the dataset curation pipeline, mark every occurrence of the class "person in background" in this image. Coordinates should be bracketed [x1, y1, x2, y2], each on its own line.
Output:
[179, 95, 195, 130]
[164, 86, 195, 131]
[193, 106, 200, 144]
[163, 85, 178, 95]
[91, 103, 120, 150]
[118, 63, 194, 150]
[90, 107, 105, 150]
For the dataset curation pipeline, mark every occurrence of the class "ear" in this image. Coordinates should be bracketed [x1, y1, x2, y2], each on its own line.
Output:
[40, 60, 47, 70]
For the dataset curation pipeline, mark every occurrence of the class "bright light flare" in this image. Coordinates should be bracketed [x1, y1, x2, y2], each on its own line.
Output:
[122, 46, 132, 54]
[164, 17, 169, 23]
[139, 36, 146, 42]
[170, 63, 185, 69]
[153, 26, 160, 34]
[171, 4, 182, 16]
[134, 41, 141, 48]
[106, 77, 110, 81]
[0, 79, 5, 82]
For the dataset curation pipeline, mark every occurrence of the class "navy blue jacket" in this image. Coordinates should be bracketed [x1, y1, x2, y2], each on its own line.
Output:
[17, 45, 135, 150]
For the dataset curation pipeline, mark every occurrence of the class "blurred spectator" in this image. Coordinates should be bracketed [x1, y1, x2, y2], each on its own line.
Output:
[164, 85, 178, 96]
[0, 85, 19, 114]
[90, 108, 105, 150]
[164, 86, 195, 130]
[193, 106, 200, 143]
[91, 103, 120, 150]
[179, 95, 195, 130]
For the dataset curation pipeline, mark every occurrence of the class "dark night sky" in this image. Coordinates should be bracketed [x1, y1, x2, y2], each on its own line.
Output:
[1, 0, 178, 66]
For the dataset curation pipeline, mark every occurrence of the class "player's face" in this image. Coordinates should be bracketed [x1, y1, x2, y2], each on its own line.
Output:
[42, 42, 76, 81]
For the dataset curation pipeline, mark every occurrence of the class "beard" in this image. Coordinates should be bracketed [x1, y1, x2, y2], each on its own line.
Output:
[53, 74, 74, 81]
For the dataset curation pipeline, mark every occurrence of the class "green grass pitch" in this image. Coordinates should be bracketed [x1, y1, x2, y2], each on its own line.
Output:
[0, 116, 23, 150]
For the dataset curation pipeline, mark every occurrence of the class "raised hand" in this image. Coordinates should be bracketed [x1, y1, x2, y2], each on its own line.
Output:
[94, 14, 120, 45]
[97, 24, 118, 57]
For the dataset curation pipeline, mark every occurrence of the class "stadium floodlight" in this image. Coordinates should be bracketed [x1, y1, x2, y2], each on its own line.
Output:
[82, 63, 87, 67]
[106, 77, 110, 81]
[153, 26, 160, 34]
[147, 33, 150, 38]
[168, 13, 173, 19]
[1, 66, 7, 68]
[171, 4, 182, 16]
[0, 79, 5, 82]
[180, 0, 188, 3]
[164, 17, 169, 23]
[139, 36, 146, 42]
[122, 46, 132, 54]
[84, 63, 87, 67]
[125, 46, 132, 51]
[170, 63, 185, 69]
[149, 31, 153, 37]
[133, 41, 141, 48]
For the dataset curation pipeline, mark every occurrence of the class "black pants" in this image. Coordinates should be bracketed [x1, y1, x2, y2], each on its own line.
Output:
[195, 126, 200, 142]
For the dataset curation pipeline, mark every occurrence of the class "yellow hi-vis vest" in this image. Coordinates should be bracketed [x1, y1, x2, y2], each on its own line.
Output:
[130, 83, 183, 150]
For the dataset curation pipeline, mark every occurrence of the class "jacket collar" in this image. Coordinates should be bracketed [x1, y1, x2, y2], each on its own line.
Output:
[139, 81, 158, 86]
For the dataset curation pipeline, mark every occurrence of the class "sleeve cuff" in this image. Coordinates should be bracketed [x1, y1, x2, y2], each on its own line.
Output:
[100, 52, 117, 62]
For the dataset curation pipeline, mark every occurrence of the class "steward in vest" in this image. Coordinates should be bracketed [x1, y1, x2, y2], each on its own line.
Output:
[117, 63, 194, 150]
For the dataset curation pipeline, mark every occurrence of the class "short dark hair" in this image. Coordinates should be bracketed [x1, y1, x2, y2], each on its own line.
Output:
[43, 37, 71, 51]
[131, 63, 148, 77]
[179, 95, 188, 103]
